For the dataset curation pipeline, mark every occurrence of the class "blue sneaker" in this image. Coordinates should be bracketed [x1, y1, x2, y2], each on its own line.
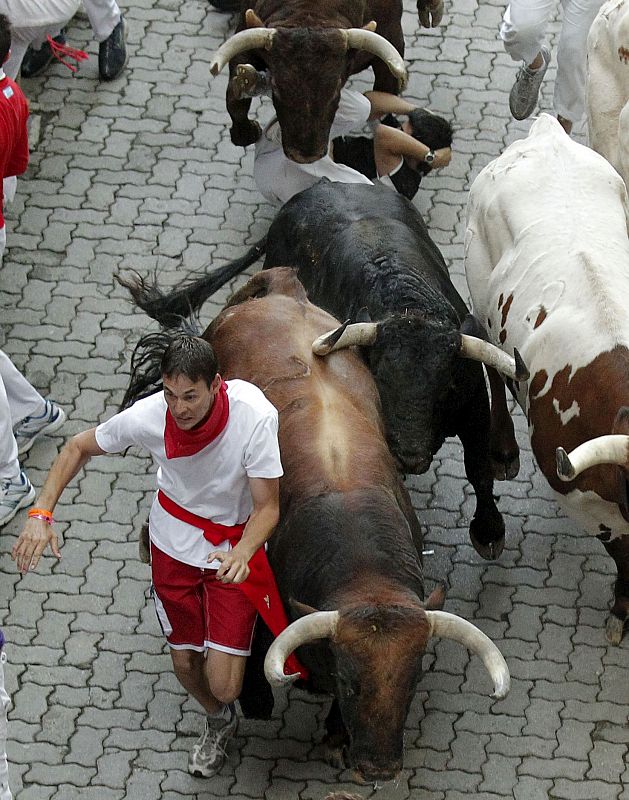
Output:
[0, 472, 36, 528]
[14, 400, 66, 456]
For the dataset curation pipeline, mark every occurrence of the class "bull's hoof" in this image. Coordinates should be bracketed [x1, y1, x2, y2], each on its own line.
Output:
[323, 742, 347, 770]
[230, 120, 262, 147]
[605, 613, 626, 645]
[491, 453, 520, 481]
[470, 526, 505, 561]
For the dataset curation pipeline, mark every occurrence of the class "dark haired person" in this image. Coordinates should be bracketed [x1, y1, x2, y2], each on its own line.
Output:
[252, 83, 452, 205]
[12, 335, 287, 779]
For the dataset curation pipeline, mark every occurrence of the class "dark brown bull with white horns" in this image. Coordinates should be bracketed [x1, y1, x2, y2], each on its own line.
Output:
[210, 0, 426, 162]
[121, 267, 510, 783]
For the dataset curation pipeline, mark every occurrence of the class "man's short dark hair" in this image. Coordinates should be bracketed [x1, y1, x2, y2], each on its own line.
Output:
[0, 15, 12, 64]
[160, 335, 218, 388]
[407, 109, 453, 151]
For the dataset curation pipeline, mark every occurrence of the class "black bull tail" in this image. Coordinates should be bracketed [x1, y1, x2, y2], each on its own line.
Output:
[116, 236, 267, 328]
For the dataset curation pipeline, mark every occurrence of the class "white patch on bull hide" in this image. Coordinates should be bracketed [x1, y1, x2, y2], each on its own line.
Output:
[552, 397, 580, 425]
[556, 487, 628, 540]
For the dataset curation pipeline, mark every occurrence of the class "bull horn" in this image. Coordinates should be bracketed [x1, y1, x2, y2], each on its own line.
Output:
[556, 435, 629, 482]
[265, 611, 339, 686]
[313, 321, 378, 356]
[426, 610, 510, 699]
[340, 28, 408, 90]
[210, 28, 276, 76]
[459, 335, 529, 382]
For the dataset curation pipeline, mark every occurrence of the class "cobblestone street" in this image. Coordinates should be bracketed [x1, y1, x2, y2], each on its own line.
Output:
[0, 0, 628, 798]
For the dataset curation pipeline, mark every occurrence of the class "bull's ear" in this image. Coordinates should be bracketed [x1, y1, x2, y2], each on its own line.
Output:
[612, 406, 629, 436]
[356, 306, 372, 324]
[245, 9, 265, 28]
[289, 598, 320, 617]
[363, 20, 377, 31]
[424, 581, 447, 610]
[460, 313, 487, 340]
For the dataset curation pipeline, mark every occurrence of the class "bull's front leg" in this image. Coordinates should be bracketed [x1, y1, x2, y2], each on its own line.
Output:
[456, 396, 505, 560]
[226, 61, 262, 147]
[323, 699, 350, 769]
[600, 533, 629, 645]
[486, 367, 520, 480]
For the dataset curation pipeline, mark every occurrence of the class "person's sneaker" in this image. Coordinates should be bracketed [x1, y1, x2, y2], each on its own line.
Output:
[14, 401, 66, 456]
[0, 472, 36, 528]
[509, 46, 551, 121]
[99, 16, 128, 81]
[21, 31, 66, 78]
[188, 704, 238, 778]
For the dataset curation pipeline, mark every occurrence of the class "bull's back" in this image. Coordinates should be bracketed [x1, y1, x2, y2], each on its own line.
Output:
[209, 290, 397, 497]
[466, 114, 629, 379]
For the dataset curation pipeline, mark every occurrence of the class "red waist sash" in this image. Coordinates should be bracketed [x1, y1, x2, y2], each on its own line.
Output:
[157, 490, 307, 680]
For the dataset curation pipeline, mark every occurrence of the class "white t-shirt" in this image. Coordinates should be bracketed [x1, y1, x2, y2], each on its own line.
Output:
[0, 0, 81, 28]
[95, 379, 283, 569]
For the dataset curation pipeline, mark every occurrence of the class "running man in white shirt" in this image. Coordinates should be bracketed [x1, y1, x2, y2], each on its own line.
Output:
[12, 335, 286, 779]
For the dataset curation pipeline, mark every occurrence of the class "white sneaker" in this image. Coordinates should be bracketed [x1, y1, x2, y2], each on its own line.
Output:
[188, 705, 238, 778]
[14, 400, 66, 456]
[509, 46, 551, 121]
[0, 472, 36, 527]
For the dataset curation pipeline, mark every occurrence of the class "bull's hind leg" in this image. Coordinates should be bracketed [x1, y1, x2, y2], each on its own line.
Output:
[600, 533, 629, 644]
[323, 699, 349, 769]
[457, 395, 506, 560]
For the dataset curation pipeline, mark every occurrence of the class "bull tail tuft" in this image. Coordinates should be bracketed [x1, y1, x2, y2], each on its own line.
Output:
[115, 235, 267, 327]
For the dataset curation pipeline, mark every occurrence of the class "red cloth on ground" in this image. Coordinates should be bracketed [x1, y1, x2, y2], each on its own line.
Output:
[157, 490, 308, 679]
[0, 74, 29, 229]
[164, 380, 229, 459]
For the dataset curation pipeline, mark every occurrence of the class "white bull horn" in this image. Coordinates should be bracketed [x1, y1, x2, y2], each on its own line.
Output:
[459, 335, 529, 382]
[340, 28, 408, 90]
[426, 610, 510, 699]
[264, 610, 340, 686]
[556, 435, 629, 482]
[210, 28, 276, 76]
[312, 321, 379, 356]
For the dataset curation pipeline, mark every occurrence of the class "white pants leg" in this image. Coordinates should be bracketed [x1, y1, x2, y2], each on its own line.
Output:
[0, 227, 5, 263]
[0, 653, 12, 800]
[82, 0, 122, 42]
[3, 25, 62, 79]
[0, 351, 46, 480]
[554, 0, 605, 122]
[500, 0, 555, 66]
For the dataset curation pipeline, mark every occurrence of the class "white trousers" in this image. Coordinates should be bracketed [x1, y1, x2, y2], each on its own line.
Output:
[500, 0, 605, 122]
[0, 653, 12, 800]
[84, 0, 122, 42]
[0, 350, 45, 481]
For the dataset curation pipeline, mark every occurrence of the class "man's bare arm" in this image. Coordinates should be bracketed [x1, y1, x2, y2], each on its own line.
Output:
[209, 476, 280, 584]
[12, 428, 106, 573]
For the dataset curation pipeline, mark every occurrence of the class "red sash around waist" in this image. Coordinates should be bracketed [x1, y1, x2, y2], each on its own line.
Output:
[157, 490, 307, 680]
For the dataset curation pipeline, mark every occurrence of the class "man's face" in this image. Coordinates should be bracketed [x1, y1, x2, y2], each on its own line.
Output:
[163, 372, 220, 430]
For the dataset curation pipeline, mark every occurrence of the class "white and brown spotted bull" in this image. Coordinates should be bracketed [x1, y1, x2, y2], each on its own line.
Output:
[587, 0, 629, 186]
[465, 113, 629, 644]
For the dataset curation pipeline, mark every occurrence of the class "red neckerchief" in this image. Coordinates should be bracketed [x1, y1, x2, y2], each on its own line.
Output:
[164, 380, 229, 459]
[157, 490, 308, 680]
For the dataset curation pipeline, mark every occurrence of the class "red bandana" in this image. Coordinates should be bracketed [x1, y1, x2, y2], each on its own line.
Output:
[164, 380, 229, 459]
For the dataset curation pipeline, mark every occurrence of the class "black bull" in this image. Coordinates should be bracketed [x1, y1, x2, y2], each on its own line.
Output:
[123, 181, 526, 562]
[121, 267, 510, 782]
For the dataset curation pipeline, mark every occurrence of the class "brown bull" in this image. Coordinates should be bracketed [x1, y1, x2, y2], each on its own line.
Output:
[210, 0, 441, 162]
[122, 266, 509, 782]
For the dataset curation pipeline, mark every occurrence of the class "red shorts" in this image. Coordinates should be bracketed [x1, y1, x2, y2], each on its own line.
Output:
[150, 542, 257, 656]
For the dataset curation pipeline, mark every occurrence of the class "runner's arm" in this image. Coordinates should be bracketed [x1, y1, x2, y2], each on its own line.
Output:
[210, 476, 280, 584]
[12, 428, 107, 573]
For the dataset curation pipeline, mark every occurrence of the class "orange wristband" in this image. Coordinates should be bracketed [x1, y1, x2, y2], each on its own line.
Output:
[27, 508, 53, 524]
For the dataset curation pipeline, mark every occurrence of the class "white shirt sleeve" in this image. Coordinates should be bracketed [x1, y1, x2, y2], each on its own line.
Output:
[329, 89, 372, 139]
[95, 403, 148, 454]
[243, 412, 283, 478]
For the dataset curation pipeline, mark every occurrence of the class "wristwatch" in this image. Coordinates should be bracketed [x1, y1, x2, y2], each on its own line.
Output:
[424, 150, 436, 165]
